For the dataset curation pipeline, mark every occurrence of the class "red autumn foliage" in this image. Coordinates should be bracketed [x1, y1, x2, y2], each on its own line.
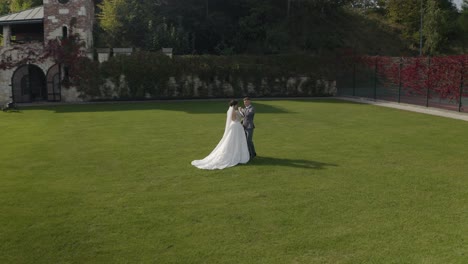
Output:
[353, 54, 468, 102]
[45, 33, 85, 67]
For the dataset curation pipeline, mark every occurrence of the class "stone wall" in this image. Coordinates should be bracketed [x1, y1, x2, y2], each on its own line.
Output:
[43, 0, 94, 49]
[0, 60, 56, 103]
[0, 43, 54, 103]
[0, 69, 336, 103]
[0, 0, 95, 104]
[97, 75, 337, 101]
[0, 68, 13, 103]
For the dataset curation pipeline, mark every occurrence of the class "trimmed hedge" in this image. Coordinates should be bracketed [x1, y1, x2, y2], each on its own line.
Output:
[80, 52, 338, 100]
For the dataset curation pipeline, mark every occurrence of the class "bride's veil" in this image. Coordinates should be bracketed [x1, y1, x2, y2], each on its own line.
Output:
[223, 106, 234, 138]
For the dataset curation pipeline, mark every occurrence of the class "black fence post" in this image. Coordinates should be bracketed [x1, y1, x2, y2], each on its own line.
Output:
[374, 56, 378, 100]
[426, 57, 431, 107]
[398, 57, 402, 103]
[9, 83, 14, 103]
[459, 61, 465, 112]
[56, 63, 62, 102]
[352, 60, 356, 96]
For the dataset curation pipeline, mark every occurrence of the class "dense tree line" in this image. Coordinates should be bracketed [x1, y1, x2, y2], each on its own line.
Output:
[96, 0, 355, 54]
[0, 0, 466, 55]
[0, 0, 41, 13]
[460, 0, 468, 52]
[96, 0, 468, 55]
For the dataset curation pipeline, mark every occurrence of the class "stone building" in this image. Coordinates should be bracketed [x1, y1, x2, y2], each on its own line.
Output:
[0, 0, 95, 103]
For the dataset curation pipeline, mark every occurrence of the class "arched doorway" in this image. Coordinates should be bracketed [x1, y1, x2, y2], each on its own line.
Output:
[46, 64, 61, 102]
[11, 64, 46, 103]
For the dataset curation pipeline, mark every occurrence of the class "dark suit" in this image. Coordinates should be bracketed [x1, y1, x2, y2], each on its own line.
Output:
[241, 105, 256, 158]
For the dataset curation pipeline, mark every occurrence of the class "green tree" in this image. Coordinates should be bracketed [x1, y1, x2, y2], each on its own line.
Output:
[162, 0, 246, 54]
[350, 0, 380, 9]
[144, 17, 190, 54]
[98, 0, 133, 46]
[0, 0, 42, 15]
[386, 0, 458, 55]
[422, 0, 455, 55]
[9, 0, 41, 12]
[458, 0, 468, 52]
[0, 0, 10, 16]
[95, 0, 368, 55]
[98, 0, 188, 50]
[386, 0, 421, 48]
[423, 0, 442, 55]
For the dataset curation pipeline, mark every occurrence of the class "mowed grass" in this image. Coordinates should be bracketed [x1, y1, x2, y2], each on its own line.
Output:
[1, 99, 467, 263]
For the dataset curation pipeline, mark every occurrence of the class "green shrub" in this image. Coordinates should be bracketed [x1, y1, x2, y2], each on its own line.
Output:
[81, 52, 337, 99]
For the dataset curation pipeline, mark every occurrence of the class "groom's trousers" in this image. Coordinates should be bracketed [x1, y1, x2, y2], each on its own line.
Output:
[245, 128, 256, 158]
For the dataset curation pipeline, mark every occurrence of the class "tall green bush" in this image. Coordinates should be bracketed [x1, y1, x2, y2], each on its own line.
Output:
[92, 52, 337, 99]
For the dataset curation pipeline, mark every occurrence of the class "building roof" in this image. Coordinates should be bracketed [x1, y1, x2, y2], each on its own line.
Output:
[0, 6, 43, 25]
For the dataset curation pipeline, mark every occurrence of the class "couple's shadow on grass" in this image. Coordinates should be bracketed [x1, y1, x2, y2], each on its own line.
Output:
[246, 156, 337, 170]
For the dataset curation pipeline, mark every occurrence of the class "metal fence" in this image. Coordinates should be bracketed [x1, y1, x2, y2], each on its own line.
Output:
[337, 55, 468, 112]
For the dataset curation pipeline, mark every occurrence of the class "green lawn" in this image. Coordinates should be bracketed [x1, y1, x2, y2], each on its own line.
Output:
[1, 99, 467, 263]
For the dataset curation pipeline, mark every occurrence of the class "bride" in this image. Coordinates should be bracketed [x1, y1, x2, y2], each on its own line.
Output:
[191, 100, 250, 170]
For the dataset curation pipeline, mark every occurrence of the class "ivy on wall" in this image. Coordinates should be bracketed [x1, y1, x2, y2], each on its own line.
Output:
[96, 51, 338, 100]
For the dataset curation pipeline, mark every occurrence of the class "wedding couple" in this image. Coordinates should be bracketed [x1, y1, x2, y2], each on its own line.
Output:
[192, 97, 257, 170]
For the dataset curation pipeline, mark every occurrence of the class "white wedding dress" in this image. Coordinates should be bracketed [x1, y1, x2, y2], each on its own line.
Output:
[191, 106, 250, 170]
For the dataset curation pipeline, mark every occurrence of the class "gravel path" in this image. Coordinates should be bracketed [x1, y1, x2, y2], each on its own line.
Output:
[336, 96, 468, 122]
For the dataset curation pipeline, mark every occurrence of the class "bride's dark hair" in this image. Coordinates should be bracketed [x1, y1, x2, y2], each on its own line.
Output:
[229, 100, 238, 107]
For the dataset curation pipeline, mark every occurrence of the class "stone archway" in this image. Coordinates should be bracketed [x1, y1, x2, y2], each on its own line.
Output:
[46, 64, 61, 102]
[11, 64, 46, 103]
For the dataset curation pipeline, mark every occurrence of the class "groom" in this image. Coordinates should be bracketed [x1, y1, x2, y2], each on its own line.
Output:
[240, 97, 257, 159]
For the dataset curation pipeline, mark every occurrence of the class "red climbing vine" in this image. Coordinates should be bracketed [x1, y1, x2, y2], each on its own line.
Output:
[352, 54, 467, 102]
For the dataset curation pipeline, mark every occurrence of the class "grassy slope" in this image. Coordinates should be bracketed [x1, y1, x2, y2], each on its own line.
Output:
[0, 99, 467, 263]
